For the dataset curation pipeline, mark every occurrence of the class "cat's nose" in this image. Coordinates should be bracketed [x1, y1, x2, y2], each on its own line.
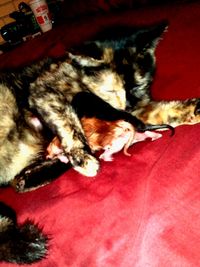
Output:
[194, 100, 200, 115]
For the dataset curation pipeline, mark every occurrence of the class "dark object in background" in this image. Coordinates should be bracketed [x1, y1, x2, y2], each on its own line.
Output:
[47, 0, 63, 25]
[1, 2, 39, 42]
[0, 1, 63, 52]
[0, 2, 40, 51]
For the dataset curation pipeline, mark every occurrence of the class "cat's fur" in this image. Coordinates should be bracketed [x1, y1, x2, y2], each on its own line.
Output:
[0, 202, 48, 264]
[1, 21, 200, 192]
[0, 21, 176, 192]
[1, 21, 200, 264]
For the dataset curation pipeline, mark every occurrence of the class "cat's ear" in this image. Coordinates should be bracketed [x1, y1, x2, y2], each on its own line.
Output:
[72, 41, 103, 59]
[73, 21, 168, 57]
[133, 20, 169, 51]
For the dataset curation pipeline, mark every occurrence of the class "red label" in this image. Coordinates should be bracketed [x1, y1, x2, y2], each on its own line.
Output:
[36, 4, 48, 13]
[37, 15, 45, 24]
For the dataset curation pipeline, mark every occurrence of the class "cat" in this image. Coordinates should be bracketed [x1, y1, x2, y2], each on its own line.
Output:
[1, 20, 200, 264]
[0, 21, 176, 193]
[0, 20, 200, 193]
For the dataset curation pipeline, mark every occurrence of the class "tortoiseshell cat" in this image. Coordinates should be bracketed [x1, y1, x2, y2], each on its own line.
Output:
[1, 21, 200, 189]
[0, 21, 176, 192]
[1, 21, 200, 264]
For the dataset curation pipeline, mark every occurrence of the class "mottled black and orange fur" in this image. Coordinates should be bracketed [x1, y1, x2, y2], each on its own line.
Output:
[0, 21, 175, 192]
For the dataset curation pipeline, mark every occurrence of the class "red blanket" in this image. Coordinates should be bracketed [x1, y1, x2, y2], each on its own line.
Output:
[1, 2, 200, 266]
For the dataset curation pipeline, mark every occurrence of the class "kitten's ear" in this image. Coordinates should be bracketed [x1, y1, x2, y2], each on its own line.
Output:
[134, 20, 169, 50]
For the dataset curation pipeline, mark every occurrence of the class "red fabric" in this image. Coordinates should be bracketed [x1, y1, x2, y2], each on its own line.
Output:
[59, 0, 133, 19]
[1, 2, 200, 266]
[59, 0, 191, 19]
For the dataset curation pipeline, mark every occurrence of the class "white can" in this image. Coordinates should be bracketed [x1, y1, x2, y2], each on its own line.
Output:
[29, 0, 52, 33]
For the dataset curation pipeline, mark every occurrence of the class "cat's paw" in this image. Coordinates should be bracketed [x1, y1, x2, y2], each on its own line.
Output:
[69, 150, 99, 177]
[11, 169, 37, 193]
[74, 154, 99, 177]
[11, 176, 26, 192]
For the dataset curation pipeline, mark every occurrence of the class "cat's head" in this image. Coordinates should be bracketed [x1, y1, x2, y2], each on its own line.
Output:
[77, 21, 168, 107]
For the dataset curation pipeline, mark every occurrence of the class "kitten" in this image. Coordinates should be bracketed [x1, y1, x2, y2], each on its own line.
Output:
[82, 118, 135, 161]
[46, 118, 135, 162]
[46, 117, 162, 162]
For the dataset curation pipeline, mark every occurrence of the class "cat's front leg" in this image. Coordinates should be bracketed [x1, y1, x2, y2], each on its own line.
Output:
[28, 88, 99, 177]
[132, 98, 200, 127]
[11, 159, 70, 192]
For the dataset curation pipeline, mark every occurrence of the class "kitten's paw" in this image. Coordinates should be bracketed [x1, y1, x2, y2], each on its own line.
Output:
[99, 154, 113, 161]
[69, 150, 99, 177]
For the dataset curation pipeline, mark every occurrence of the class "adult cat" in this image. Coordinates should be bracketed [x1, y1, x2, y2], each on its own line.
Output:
[0, 21, 175, 192]
[0, 21, 199, 192]
[1, 21, 200, 265]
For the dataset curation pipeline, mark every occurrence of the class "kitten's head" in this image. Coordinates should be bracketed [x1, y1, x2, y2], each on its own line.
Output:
[77, 21, 168, 107]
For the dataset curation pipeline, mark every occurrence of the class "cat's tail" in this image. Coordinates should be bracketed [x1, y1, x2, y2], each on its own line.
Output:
[0, 202, 48, 265]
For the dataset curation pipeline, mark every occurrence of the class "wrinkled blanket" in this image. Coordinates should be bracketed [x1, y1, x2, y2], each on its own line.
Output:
[1, 2, 200, 266]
